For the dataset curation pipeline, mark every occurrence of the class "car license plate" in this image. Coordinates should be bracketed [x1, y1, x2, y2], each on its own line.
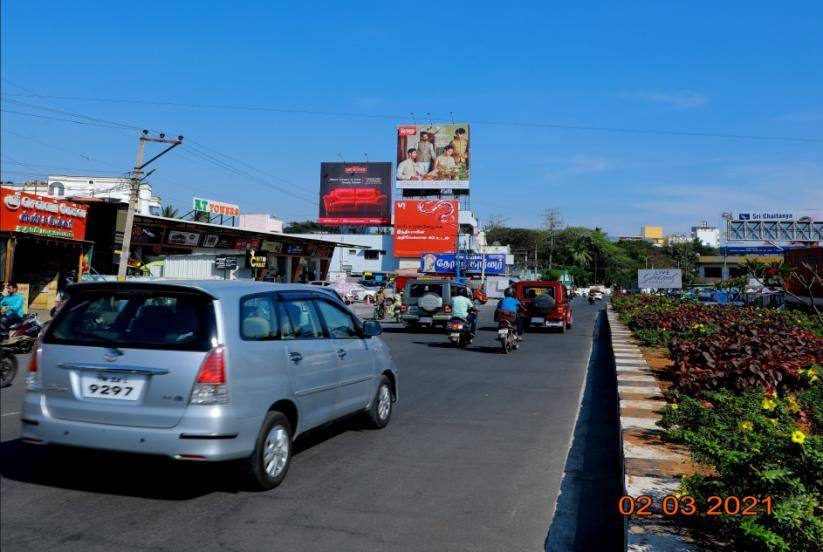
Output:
[420, 316, 433, 324]
[531, 317, 545, 325]
[80, 373, 145, 401]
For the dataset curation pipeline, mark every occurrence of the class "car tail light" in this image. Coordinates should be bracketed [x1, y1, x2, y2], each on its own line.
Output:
[190, 347, 229, 405]
[444, 305, 452, 314]
[26, 342, 42, 391]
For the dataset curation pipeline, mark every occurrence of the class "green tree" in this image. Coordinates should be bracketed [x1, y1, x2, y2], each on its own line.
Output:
[160, 205, 179, 218]
[284, 220, 340, 233]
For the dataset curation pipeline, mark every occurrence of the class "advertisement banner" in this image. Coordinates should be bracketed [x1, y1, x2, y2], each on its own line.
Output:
[637, 269, 683, 289]
[736, 212, 795, 221]
[1, 187, 87, 241]
[396, 124, 469, 190]
[319, 162, 391, 225]
[131, 224, 165, 245]
[193, 197, 240, 217]
[393, 199, 458, 257]
[260, 239, 283, 253]
[233, 237, 261, 251]
[420, 253, 506, 274]
[166, 230, 201, 247]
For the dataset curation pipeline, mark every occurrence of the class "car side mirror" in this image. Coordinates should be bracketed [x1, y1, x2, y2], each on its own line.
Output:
[362, 320, 382, 337]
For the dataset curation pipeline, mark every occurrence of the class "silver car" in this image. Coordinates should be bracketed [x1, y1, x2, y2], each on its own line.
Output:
[21, 280, 397, 490]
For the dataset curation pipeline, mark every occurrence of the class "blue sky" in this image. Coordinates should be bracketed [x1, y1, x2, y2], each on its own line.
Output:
[2, 1, 821, 237]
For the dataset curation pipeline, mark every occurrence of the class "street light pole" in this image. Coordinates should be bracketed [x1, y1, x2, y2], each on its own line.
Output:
[117, 131, 183, 280]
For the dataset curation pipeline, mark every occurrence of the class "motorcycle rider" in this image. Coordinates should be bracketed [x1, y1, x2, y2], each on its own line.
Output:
[450, 287, 477, 334]
[373, 287, 387, 318]
[496, 287, 524, 341]
[0, 282, 25, 341]
[388, 289, 403, 318]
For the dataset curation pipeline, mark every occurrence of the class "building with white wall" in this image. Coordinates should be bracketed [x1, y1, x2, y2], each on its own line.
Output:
[239, 213, 284, 234]
[289, 233, 396, 278]
[48, 175, 161, 215]
[692, 223, 720, 249]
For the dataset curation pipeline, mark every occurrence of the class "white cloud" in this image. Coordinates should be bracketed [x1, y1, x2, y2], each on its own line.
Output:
[616, 90, 708, 109]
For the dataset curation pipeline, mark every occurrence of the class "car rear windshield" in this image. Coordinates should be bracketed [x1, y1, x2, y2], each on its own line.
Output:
[522, 286, 555, 299]
[44, 289, 217, 351]
[408, 283, 445, 298]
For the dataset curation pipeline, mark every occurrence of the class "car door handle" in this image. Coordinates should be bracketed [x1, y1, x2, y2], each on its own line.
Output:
[336, 349, 347, 359]
[289, 352, 303, 363]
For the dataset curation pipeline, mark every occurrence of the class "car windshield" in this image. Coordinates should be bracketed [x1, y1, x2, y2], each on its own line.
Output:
[408, 284, 444, 298]
[522, 286, 555, 299]
[44, 289, 217, 351]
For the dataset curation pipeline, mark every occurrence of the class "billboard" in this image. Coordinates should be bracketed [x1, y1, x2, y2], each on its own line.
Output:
[637, 269, 682, 289]
[393, 200, 458, 257]
[1, 187, 88, 241]
[319, 162, 391, 225]
[396, 124, 469, 190]
[420, 253, 506, 275]
[193, 197, 240, 217]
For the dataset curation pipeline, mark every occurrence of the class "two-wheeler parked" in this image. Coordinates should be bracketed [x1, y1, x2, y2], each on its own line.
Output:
[497, 310, 520, 354]
[0, 313, 42, 354]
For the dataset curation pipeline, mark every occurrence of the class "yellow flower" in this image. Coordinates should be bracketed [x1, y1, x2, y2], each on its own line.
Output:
[768, 418, 778, 425]
[791, 430, 806, 444]
[811, 373, 820, 383]
[670, 403, 679, 411]
[762, 398, 777, 411]
[739, 421, 754, 432]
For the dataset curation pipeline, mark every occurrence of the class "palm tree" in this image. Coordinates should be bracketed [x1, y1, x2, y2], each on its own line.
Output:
[160, 205, 179, 219]
[568, 237, 593, 268]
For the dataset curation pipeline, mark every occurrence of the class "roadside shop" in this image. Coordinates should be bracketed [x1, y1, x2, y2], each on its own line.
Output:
[0, 186, 92, 311]
[120, 213, 338, 282]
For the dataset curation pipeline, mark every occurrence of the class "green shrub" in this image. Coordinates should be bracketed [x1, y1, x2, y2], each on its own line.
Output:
[660, 390, 823, 551]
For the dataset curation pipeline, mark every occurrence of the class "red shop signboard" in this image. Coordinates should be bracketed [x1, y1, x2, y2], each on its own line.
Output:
[1, 187, 88, 241]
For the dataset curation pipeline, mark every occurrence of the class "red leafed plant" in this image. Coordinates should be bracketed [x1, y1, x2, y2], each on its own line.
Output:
[669, 321, 823, 395]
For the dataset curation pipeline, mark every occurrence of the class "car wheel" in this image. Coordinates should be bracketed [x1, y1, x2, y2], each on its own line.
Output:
[0, 353, 18, 388]
[366, 376, 393, 429]
[244, 411, 293, 491]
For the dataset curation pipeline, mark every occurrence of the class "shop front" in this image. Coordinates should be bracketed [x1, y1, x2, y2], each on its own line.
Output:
[1, 187, 92, 311]
[121, 214, 336, 283]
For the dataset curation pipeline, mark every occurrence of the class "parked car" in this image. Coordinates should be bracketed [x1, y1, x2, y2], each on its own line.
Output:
[21, 281, 398, 490]
[514, 280, 573, 332]
[307, 280, 333, 287]
[400, 279, 472, 330]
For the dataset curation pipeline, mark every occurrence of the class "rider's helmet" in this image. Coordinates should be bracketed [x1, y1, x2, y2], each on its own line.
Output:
[504, 286, 516, 298]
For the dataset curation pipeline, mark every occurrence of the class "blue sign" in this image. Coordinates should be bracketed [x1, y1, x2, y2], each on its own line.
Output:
[720, 246, 785, 256]
[420, 253, 506, 275]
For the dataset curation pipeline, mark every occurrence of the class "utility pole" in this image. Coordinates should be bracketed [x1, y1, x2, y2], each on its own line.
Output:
[544, 208, 563, 271]
[117, 130, 183, 280]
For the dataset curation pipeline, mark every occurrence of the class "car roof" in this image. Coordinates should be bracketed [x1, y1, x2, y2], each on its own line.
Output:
[516, 280, 562, 287]
[66, 280, 333, 302]
[407, 279, 464, 285]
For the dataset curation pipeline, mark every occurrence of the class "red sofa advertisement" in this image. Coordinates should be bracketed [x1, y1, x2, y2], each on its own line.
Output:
[318, 162, 391, 225]
[393, 199, 458, 257]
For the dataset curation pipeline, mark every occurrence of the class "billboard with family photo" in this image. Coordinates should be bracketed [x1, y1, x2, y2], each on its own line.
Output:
[396, 124, 470, 190]
[318, 162, 392, 225]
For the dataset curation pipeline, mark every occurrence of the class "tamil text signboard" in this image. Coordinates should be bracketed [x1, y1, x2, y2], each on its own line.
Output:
[393, 200, 458, 257]
[396, 124, 469, 190]
[420, 253, 506, 274]
[319, 162, 391, 225]
[1, 187, 87, 240]
[637, 269, 682, 289]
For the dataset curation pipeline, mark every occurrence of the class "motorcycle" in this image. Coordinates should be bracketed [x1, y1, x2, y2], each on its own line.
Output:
[0, 349, 17, 388]
[447, 315, 474, 348]
[0, 312, 43, 354]
[373, 300, 387, 320]
[497, 310, 520, 354]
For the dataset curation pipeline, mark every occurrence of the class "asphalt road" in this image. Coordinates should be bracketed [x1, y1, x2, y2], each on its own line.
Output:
[0, 300, 615, 552]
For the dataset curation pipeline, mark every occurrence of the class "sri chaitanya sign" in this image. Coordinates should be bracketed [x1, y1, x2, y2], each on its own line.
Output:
[193, 197, 240, 216]
[1, 187, 88, 241]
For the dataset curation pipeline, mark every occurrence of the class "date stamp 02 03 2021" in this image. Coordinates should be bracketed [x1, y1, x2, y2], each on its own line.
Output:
[619, 495, 773, 517]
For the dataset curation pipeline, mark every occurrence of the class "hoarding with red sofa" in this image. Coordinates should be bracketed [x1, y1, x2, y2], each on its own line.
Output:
[318, 162, 391, 225]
